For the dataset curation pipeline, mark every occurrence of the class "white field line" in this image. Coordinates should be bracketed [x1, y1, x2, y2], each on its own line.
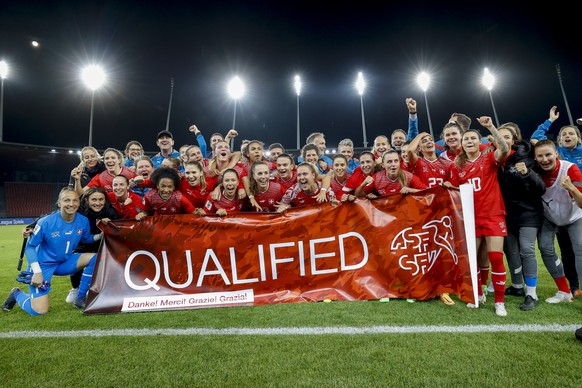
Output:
[0, 324, 580, 339]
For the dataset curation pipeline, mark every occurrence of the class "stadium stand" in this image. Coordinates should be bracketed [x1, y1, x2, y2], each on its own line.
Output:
[5, 182, 59, 217]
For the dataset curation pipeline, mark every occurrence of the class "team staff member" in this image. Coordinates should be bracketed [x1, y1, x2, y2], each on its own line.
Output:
[2, 188, 102, 315]
[531, 106, 582, 296]
[151, 130, 181, 169]
[123, 141, 144, 168]
[497, 126, 546, 311]
[337, 139, 360, 174]
[66, 187, 118, 306]
[68, 146, 106, 189]
[534, 140, 582, 304]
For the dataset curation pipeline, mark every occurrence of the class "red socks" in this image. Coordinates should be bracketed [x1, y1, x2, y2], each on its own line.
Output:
[489, 251, 506, 303]
[554, 276, 571, 293]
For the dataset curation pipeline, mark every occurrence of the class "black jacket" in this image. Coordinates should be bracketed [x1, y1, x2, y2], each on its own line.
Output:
[498, 140, 546, 231]
[68, 161, 106, 188]
[74, 198, 119, 253]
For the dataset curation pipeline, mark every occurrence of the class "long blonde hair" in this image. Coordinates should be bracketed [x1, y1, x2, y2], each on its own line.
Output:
[382, 150, 407, 188]
[79, 146, 102, 167]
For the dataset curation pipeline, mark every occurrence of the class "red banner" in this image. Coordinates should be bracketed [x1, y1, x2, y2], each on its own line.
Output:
[85, 186, 475, 314]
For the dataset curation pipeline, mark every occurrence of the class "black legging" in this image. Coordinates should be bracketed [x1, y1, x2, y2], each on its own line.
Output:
[557, 226, 579, 292]
[70, 270, 82, 289]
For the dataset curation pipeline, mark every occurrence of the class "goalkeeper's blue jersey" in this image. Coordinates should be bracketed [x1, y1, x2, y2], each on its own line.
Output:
[28, 211, 94, 264]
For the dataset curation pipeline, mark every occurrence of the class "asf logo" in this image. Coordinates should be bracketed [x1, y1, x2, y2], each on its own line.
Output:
[390, 216, 458, 276]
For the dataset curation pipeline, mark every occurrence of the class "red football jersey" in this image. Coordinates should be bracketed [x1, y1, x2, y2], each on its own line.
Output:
[364, 170, 427, 196]
[330, 173, 352, 199]
[203, 191, 245, 214]
[179, 176, 217, 208]
[343, 166, 372, 193]
[412, 157, 452, 188]
[281, 183, 336, 207]
[107, 191, 144, 219]
[87, 167, 136, 192]
[449, 152, 506, 217]
[253, 181, 286, 212]
[273, 170, 297, 191]
[143, 190, 195, 216]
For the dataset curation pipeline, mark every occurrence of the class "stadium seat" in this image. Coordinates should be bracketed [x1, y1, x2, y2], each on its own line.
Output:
[5, 182, 59, 217]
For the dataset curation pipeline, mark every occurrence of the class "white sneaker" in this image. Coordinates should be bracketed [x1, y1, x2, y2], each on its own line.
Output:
[495, 302, 507, 317]
[545, 291, 573, 304]
[467, 294, 486, 308]
[65, 288, 79, 303]
[487, 281, 494, 293]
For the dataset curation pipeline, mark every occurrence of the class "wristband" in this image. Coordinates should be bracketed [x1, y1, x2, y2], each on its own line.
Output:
[409, 111, 417, 114]
[31, 262, 42, 274]
[321, 188, 327, 192]
[248, 195, 255, 199]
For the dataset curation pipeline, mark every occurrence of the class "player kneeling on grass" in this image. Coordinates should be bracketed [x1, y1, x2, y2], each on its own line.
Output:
[2, 187, 102, 315]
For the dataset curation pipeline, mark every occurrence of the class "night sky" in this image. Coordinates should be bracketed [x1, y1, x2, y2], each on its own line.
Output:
[1, 0, 581, 153]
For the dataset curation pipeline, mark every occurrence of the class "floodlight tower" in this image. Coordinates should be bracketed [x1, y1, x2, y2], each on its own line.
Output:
[0, 60, 8, 142]
[416, 71, 434, 138]
[482, 68, 500, 127]
[81, 65, 106, 146]
[294, 75, 302, 149]
[227, 76, 245, 150]
[355, 72, 367, 148]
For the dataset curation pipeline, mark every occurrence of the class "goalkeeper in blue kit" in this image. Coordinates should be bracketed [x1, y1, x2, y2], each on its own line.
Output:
[2, 188, 102, 315]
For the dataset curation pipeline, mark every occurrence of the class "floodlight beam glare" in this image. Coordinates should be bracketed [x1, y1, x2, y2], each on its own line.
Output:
[294, 75, 302, 96]
[228, 76, 245, 100]
[355, 72, 365, 95]
[417, 72, 430, 91]
[482, 67, 495, 91]
[0, 61, 8, 79]
[81, 65, 106, 91]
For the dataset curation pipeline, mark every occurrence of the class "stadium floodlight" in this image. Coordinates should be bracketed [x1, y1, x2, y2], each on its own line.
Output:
[0, 61, 8, 80]
[355, 72, 367, 147]
[416, 71, 434, 138]
[0, 60, 8, 142]
[227, 76, 245, 149]
[82, 65, 106, 147]
[294, 75, 302, 149]
[482, 68, 500, 127]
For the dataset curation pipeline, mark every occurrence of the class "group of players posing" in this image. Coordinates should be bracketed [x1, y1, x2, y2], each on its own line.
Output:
[3, 99, 582, 320]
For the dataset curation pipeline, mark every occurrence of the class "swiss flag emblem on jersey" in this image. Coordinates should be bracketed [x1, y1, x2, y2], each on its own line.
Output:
[77, 229, 83, 235]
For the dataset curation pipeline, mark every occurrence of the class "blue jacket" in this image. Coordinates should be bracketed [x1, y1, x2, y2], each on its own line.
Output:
[531, 119, 582, 168]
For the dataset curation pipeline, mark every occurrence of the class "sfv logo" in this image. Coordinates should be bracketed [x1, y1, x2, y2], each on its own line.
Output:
[390, 216, 458, 276]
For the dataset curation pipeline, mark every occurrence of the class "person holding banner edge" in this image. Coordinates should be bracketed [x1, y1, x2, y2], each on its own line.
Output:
[445, 116, 510, 316]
